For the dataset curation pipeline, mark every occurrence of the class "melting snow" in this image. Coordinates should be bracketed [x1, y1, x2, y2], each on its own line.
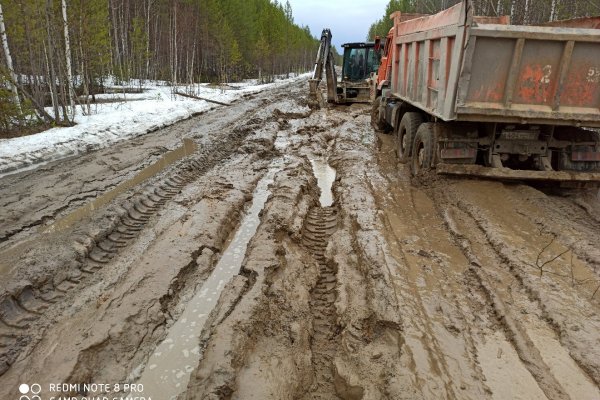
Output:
[0, 74, 309, 177]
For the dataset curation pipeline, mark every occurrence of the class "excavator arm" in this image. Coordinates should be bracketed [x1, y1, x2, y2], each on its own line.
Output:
[309, 29, 337, 104]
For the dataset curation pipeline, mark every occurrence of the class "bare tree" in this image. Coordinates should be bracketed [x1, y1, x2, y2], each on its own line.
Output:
[44, 0, 60, 123]
[61, 0, 75, 118]
[145, 0, 152, 79]
[550, 0, 559, 21]
[0, 3, 21, 113]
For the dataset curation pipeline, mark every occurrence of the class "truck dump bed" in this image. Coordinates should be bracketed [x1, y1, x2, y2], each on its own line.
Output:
[390, 2, 600, 127]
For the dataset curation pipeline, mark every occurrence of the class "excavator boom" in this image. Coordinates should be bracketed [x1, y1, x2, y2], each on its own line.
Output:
[309, 29, 337, 104]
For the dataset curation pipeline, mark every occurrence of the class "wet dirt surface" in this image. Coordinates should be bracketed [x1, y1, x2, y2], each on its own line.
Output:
[1, 78, 599, 400]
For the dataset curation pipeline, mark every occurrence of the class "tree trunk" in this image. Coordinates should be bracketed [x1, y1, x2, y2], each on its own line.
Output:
[56, 52, 70, 124]
[15, 81, 55, 123]
[172, 2, 177, 85]
[0, 3, 22, 113]
[19, 0, 43, 109]
[120, 2, 128, 79]
[153, 13, 159, 80]
[189, 36, 196, 87]
[109, 0, 118, 75]
[45, 0, 61, 123]
[61, 0, 75, 118]
[510, 0, 516, 24]
[78, 1, 90, 116]
[497, 0, 504, 16]
[550, 0, 559, 21]
[146, 0, 152, 79]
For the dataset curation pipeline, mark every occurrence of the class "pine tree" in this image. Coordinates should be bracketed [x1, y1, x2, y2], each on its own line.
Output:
[0, 0, 320, 132]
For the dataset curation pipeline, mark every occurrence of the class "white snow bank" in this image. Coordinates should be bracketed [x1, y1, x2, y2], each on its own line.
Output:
[0, 73, 309, 177]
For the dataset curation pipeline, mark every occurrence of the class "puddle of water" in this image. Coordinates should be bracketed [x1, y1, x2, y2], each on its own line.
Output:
[309, 158, 336, 207]
[43, 138, 197, 233]
[132, 164, 278, 400]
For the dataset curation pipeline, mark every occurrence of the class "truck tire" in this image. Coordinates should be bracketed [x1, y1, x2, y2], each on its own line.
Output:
[397, 112, 424, 163]
[411, 123, 435, 176]
[371, 96, 387, 132]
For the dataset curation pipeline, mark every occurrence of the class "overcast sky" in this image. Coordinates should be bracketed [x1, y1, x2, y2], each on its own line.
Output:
[286, 0, 389, 52]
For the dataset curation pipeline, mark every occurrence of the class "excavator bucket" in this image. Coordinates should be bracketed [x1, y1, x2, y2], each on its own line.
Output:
[308, 79, 320, 101]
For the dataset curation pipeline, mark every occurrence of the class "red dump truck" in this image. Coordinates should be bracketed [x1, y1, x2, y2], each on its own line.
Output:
[372, 1, 600, 185]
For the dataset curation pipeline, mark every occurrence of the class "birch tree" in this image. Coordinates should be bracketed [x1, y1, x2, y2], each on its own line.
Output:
[550, 0, 559, 21]
[61, 0, 75, 118]
[0, 3, 21, 113]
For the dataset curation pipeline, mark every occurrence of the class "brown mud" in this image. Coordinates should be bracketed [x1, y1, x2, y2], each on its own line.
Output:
[0, 79, 599, 400]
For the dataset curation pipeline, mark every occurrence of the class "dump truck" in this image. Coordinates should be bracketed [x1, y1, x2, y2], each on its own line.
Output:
[371, 0, 600, 185]
[309, 29, 381, 104]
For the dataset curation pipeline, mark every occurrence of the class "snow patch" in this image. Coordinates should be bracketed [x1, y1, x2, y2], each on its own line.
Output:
[0, 73, 309, 177]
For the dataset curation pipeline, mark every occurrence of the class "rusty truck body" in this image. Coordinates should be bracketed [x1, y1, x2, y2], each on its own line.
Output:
[372, 0, 600, 184]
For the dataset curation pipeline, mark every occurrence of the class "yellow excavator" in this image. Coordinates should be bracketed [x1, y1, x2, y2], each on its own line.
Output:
[309, 29, 380, 105]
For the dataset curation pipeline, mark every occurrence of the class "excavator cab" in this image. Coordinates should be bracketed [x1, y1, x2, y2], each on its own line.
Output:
[334, 42, 379, 103]
[341, 43, 380, 82]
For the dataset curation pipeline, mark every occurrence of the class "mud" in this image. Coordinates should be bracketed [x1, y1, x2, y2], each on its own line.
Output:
[1, 78, 599, 400]
[135, 163, 280, 399]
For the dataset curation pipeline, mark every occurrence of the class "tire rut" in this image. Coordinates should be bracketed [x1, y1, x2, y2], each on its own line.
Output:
[0, 125, 255, 378]
[302, 206, 340, 399]
[439, 201, 572, 400]
[424, 177, 600, 391]
[0, 177, 136, 246]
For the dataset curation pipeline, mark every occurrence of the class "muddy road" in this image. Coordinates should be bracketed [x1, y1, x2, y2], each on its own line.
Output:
[1, 78, 599, 400]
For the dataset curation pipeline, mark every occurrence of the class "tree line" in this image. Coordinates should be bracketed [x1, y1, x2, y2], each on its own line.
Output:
[0, 0, 319, 133]
[368, 0, 600, 39]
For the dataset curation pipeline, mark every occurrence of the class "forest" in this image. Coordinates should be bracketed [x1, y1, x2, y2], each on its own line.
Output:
[0, 0, 319, 132]
[368, 0, 600, 39]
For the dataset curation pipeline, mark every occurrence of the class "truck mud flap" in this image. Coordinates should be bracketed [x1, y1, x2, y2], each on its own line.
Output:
[436, 163, 600, 185]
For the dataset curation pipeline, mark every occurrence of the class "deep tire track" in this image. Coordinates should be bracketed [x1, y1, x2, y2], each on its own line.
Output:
[302, 206, 340, 399]
[0, 123, 257, 378]
[435, 185, 600, 390]
[438, 201, 571, 400]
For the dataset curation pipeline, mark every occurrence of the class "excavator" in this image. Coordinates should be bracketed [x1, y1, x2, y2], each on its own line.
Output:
[309, 29, 381, 105]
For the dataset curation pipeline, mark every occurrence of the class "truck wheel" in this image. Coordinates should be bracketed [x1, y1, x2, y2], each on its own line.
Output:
[371, 96, 387, 132]
[411, 123, 434, 176]
[397, 112, 423, 163]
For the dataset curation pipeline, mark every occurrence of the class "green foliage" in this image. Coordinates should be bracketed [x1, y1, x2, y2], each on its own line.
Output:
[131, 17, 149, 77]
[198, 0, 319, 82]
[0, 86, 21, 133]
[1, 0, 319, 92]
[229, 39, 243, 80]
[0, 71, 37, 134]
